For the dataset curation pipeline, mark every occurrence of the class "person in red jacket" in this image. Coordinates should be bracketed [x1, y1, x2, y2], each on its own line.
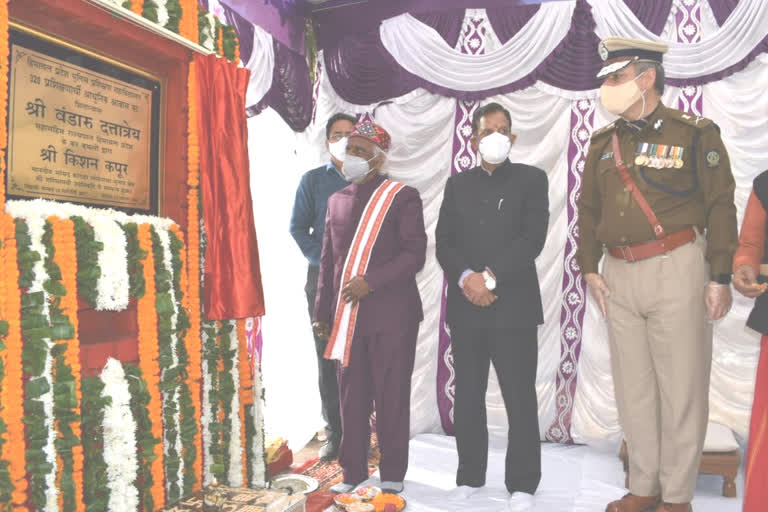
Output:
[732, 170, 768, 511]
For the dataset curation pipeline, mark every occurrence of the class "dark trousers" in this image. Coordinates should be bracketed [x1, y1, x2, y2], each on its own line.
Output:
[338, 321, 419, 484]
[305, 265, 342, 443]
[450, 325, 541, 494]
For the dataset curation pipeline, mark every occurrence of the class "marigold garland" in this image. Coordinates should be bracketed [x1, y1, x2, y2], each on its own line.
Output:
[170, 225, 203, 490]
[137, 223, 166, 509]
[187, 60, 200, 188]
[237, 319, 250, 486]
[185, 58, 204, 491]
[189, 0, 199, 48]
[179, 0, 198, 43]
[129, 0, 143, 16]
[51, 217, 85, 512]
[215, 19, 223, 57]
[0, 0, 9, 211]
[0, 214, 28, 510]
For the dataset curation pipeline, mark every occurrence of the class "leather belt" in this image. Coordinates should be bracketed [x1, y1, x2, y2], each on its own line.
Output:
[608, 228, 696, 263]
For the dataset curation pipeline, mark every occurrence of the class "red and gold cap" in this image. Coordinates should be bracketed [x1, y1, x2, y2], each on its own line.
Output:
[349, 120, 391, 152]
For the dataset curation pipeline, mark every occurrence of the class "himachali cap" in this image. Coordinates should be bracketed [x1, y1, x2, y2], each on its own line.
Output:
[349, 120, 392, 152]
[596, 37, 669, 79]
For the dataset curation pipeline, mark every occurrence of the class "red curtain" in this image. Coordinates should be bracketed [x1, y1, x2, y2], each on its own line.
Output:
[196, 54, 265, 319]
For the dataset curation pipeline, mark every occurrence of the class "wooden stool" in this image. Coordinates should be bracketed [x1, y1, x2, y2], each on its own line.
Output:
[619, 441, 740, 498]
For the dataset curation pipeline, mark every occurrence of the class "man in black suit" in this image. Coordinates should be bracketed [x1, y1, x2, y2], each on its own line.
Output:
[435, 102, 549, 512]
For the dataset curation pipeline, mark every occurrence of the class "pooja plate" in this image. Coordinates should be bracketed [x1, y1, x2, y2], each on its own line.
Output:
[332, 488, 406, 512]
[270, 474, 319, 495]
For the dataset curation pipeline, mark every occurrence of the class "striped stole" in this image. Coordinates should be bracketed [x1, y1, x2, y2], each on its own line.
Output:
[324, 179, 406, 366]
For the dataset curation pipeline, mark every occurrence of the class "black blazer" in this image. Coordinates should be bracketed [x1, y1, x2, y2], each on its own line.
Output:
[435, 160, 549, 329]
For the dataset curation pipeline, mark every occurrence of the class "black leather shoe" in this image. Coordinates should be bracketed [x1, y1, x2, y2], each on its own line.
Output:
[319, 439, 339, 461]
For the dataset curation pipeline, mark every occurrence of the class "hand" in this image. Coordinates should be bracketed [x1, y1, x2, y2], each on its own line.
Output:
[313, 321, 331, 341]
[462, 272, 497, 307]
[472, 289, 498, 307]
[705, 282, 732, 322]
[733, 265, 767, 299]
[584, 273, 610, 317]
[342, 276, 371, 304]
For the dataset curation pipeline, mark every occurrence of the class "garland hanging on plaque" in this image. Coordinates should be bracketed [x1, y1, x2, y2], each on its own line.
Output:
[0, 213, 29, 508]
[136, 223, 166, 510]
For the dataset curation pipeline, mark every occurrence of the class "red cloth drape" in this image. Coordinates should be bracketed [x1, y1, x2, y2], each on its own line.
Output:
[745, 335, 768, 511]
[196, 54, 265, 319]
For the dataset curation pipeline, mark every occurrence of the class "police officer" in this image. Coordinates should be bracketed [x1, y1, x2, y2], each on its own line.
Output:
[576, 38, 737, 512]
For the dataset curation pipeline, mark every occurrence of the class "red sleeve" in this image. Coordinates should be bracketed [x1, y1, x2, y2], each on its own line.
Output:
[733, 190, 766, 274]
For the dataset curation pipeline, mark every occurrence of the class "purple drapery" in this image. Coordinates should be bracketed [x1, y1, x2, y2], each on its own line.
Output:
[414, 10, 466, 49]
[323, 0, 605, 102]
[222, 0, 306, 54]
[319, 0, 767, 103]
[623, 0, 673, 36]
[487, 4, 541, 44]
[222, 3, 255, 65]
[311, 0, 533, 50]
[708, 0, 740, 27]
[535, 0, 602, 92]
[229, 0, 765, 118]
[323, 10, 466, 106]
[248, 39, 314, 131]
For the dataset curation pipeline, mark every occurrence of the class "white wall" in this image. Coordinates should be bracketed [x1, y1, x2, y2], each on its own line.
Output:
[247, 108, 327, 453]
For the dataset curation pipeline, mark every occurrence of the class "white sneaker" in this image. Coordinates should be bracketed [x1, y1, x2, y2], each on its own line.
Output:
[448, 485, 481, 501]
[355, 476, 381, 487]
[507, 492, 535, 511]
[381, 481, 404, 493]
[329, 482, 355, 494]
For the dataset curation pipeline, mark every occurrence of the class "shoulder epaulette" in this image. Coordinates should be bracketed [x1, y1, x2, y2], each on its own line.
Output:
[667, 109, 714, 130]
[591, 122, 616, 140]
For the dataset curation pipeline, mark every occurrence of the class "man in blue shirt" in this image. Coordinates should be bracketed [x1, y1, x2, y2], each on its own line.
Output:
[290, 113, 356, 459]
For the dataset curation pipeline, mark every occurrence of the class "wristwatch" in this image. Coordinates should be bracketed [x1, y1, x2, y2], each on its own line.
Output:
[482, 270, 496, 291]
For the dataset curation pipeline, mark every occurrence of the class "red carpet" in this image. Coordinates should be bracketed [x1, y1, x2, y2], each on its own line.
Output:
[294, 435, 380, 512]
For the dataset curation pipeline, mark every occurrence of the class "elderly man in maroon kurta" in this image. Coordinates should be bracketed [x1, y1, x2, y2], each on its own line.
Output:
[313, 121, 427, 494]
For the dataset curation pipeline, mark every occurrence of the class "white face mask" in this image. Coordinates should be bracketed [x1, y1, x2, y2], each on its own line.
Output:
[599, 71, 648, 117]
[478, 131, 512, 165]
[342, 155, 376, 183]
[328, 136, 348, 162]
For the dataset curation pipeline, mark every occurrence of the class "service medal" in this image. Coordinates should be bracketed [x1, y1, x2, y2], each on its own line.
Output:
[647, 144, 658, 168]
[674, 147, 685, 169]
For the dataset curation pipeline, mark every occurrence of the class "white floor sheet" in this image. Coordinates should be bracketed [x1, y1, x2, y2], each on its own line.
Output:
[373, 432, 744, 512]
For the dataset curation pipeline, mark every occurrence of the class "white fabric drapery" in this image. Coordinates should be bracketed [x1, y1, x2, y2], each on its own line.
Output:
[380, 3, 575, 93]
[377, 0, 768, 93]
[245, 23, 275, 108]
[589, 0, 768, 80]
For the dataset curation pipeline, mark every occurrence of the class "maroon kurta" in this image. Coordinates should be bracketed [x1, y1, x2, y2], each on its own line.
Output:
[314, 174, 427, 484]
[314, 175, 426, 333]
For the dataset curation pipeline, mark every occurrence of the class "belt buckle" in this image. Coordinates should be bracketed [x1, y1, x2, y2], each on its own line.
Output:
[620, 246, 636, 263]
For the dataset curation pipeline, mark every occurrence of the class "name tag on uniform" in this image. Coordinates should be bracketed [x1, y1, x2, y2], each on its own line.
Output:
[600, 152, 614, 161]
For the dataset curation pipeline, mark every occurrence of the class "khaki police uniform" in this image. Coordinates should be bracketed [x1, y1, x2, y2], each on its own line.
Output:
[577, 59, 738, 503]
